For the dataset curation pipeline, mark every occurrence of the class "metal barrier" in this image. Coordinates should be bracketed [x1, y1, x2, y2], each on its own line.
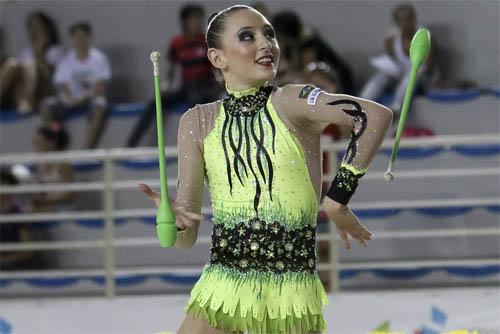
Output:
[1, 134, 499, 297]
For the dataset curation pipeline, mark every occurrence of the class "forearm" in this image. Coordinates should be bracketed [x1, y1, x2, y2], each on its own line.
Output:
[327, 96, 393, 205]
[174, 225, 198, 250]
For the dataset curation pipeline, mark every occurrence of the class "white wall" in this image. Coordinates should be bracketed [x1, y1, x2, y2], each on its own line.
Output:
[1, 0, 499, 102]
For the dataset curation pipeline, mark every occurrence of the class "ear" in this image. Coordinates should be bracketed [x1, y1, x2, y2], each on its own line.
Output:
[207, 47, 227, 71]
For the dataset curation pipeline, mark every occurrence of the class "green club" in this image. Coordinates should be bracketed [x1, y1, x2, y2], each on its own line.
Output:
[150, 51, 177, 247]
[385, 28, 431, 182]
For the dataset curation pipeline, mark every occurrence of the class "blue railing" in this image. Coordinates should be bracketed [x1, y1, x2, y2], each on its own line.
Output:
[1, 87, 499, 123]
[1, 265, 498, 289]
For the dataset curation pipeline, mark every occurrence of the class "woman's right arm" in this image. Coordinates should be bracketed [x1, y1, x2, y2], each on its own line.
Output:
[172, 107, 206, 250]
[139, 107, 205, 250]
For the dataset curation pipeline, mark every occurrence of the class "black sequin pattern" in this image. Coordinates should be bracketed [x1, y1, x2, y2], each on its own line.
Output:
[333, 166, 364, 192]
[220, 85, 277, 215]
[223, 85, 274, 117]
[210, 218, 317, 274]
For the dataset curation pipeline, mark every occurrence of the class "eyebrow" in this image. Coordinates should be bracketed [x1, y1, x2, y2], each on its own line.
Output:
[237, 24, 274, 34]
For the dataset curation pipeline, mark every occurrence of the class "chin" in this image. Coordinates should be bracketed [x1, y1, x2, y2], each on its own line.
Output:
[256, 70, 277, 83]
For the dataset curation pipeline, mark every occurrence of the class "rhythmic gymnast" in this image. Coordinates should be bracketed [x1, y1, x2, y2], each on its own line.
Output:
[140, 5, 393, 334]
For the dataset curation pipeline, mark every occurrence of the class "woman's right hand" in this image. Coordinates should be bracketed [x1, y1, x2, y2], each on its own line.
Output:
[138, 183, 204, 230]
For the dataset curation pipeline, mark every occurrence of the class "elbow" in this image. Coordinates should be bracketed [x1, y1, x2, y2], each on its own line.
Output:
[175, 241, 195, 251]
[373, 103, 394, 129]
[174, 233, 198, 250]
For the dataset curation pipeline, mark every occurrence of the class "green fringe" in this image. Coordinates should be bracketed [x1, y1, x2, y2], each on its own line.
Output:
[184, 264, 329, 333]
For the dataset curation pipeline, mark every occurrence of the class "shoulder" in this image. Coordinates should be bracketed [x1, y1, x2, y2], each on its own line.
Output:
[45, 46, 65, 64]
[90, 48, 109, 62]
[180, 100, 221, 125]
[273, 84, 322, 102]
[169, 35, 185, 47]
[57, 51, 73, 68]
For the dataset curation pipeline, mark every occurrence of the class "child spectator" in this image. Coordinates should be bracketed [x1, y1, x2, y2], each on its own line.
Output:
[42, 22, 111, 149]
[359, 4, 436, 113]
[0, 26, 21, 111]
[31, 123, 74, 212]
[3, 12, 64, 114]
[272, 10, 355, 95]
[0, 169, 46, 270]
[126, 3, 221, 147]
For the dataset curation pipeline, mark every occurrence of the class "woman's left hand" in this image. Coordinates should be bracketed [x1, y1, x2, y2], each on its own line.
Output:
[322, 196, 372, 250]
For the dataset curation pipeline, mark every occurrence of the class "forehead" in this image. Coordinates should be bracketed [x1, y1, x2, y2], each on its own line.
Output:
[73, 29, 90, 37]
[395, 8, 414, 18]
[224, 9, 271, 33]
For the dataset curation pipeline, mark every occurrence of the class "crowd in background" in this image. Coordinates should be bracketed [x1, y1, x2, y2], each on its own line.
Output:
[0, 2, 476, 271]
[0, 2, 452, 148]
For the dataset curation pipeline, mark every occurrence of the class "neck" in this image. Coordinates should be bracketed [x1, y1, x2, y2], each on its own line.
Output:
[76, 48, 89, 59]
[185, 31, 199, 39]
[225, 81, 268, 97]
[402, 28, 416, 38]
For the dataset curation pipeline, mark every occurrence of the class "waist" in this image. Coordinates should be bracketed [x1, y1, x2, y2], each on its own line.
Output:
[210, 217, 316, 274]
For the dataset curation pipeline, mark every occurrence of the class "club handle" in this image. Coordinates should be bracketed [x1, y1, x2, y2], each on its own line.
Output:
[150, 51, 176, 247]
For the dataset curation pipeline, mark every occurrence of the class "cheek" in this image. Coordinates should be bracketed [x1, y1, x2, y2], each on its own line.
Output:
[227, 44, 256, 65]
[273, 43, 281, 59]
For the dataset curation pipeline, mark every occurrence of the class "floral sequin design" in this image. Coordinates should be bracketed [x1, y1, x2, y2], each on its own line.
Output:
[210, 217, 316, 274]
[327, 166, 365, 205]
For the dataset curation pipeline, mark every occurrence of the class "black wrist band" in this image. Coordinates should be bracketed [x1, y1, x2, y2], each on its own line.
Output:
[177, 226, 187, 232]
[326, 166, 365, 205]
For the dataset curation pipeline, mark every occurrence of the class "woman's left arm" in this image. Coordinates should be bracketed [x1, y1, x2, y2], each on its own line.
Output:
[281, 84, 393, 248]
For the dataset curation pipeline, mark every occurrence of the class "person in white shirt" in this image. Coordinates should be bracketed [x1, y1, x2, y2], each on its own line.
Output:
[42, 22, 111, 149]
[360, 4, 436, 113]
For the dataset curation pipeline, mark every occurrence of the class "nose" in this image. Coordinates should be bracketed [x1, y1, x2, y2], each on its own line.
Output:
[257, 33, 273, 51]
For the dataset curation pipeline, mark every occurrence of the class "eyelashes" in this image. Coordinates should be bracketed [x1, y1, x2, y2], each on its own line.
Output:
[238, 29, 276, 42]
[238, 31, 254, 41]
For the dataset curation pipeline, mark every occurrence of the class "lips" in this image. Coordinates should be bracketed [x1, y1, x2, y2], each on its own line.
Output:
[255, 55, 274, 65]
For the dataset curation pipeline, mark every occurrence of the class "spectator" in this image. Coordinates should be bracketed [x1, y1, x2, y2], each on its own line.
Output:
[359, 3, 436, 113]
[41, 22, 111, 149]
[272, 11, 355, 94]
[6, 12, 64, 114]
[126, 3, 221, 147]
[0, 26, 22, 111]
[31, 123, 74, 212]
[0, 169, 45, 270]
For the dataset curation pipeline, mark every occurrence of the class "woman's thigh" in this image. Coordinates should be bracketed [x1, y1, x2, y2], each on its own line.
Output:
[177, 312, 320, 334]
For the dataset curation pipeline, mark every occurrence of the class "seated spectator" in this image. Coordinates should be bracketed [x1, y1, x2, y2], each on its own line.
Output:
[272, 11, 355, 94]
[359, 3, 436, 113]
[41, 22, 111, 149]
[1, 12, 64, 114]
[126, 3, 221, 147]
[0, 26, 22, 111]
[0, 169, 46, 270]
[31, 123, 74, 212]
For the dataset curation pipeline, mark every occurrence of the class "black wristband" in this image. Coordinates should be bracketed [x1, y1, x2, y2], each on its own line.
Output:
[326, 166, 365, 205]
[177, 226, 187, 232]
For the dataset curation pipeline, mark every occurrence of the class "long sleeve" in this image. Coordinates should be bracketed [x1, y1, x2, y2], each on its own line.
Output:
[279, 84, 393, 204]
[174, 106, 205, 249]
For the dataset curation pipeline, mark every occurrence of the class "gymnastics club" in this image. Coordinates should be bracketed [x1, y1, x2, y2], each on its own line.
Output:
[384, 28, 431, 182]
[150, 51, 177, 247]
